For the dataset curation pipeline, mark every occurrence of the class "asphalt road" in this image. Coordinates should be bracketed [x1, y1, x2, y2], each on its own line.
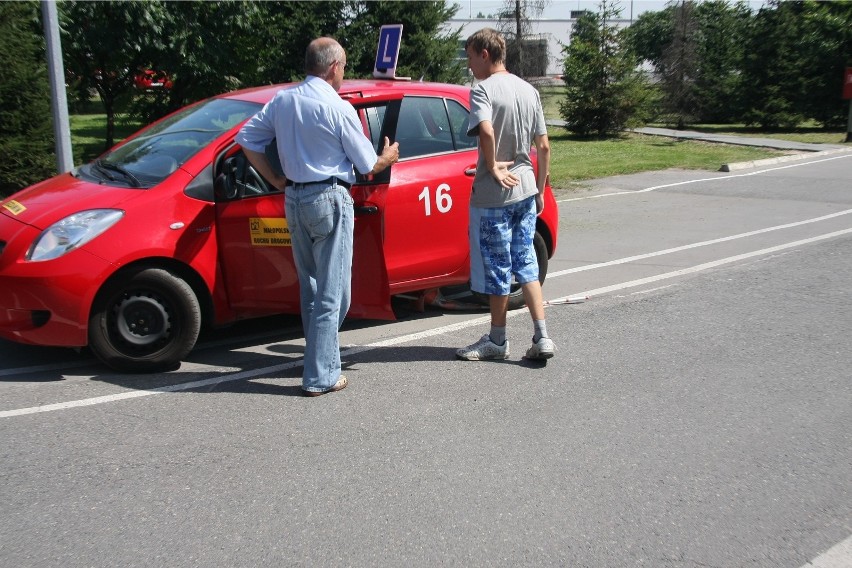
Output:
[1, 151, 851, 567]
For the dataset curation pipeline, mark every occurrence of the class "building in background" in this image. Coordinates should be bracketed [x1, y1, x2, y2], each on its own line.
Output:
[445, 13, 632, 79]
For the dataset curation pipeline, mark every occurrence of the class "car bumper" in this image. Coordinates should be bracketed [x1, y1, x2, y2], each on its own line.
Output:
[0, 215, 113, 347]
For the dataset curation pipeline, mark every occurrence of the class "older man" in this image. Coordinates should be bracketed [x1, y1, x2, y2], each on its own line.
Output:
[237, 37, 399, 396]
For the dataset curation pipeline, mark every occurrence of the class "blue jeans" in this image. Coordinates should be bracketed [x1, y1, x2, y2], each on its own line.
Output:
[284, 182, 353, 392]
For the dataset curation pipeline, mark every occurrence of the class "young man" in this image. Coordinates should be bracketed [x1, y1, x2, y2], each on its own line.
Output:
[456, 28, 554, 362]
[237, 37, 399, 396]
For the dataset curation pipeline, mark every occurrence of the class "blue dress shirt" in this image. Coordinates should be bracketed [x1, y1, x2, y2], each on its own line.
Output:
[236, 76, 378, 184]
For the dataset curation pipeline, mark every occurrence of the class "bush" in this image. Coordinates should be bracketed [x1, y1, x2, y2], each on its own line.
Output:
[0, 2, 57, 198]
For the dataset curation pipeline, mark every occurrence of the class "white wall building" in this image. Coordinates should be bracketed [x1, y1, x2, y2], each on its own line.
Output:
[444, 16, 632, 77]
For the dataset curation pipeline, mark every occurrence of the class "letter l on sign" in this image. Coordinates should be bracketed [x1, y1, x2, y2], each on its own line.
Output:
[373, 24, 403, 79]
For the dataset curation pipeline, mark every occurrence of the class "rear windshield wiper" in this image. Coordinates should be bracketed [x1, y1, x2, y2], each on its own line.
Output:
[96, 159, 141, 188]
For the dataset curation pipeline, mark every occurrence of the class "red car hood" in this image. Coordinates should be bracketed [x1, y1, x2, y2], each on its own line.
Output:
[1, 172, 153, 230]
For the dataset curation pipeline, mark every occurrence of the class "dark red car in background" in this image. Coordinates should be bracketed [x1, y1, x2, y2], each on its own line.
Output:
[134, 69, 172, 91]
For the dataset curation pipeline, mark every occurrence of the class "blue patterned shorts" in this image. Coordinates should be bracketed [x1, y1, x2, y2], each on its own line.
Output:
[469, 196, 539, 296]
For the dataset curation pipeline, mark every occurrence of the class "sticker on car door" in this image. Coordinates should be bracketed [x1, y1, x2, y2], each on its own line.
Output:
[250, 217, 290, 246]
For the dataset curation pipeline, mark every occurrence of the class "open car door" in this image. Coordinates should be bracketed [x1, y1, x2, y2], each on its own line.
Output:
[214, 133, 397, 321]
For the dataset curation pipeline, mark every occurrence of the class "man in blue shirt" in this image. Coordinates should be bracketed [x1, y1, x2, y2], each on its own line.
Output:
[237, 37, 399, 397]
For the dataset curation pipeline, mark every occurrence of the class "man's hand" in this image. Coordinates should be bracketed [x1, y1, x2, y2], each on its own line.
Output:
[381, 136, 400, 163]
[490, 161, 520, 189]
[535, 193, 545, 215]
[269, 173, 287, 191]
[243, 148, 286, 191]
[370, 136, 400, 174]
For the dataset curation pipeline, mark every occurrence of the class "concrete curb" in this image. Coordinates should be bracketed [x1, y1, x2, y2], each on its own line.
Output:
[720, 148, 852, 172]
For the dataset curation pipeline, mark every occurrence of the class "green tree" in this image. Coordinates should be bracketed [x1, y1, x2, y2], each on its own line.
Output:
[659, 0, 699, 128]
[741, 0, 808, 128]
[61, 0, 167, 149]
[342, 1, 465, 84]
[0, 1, 56, 197]
[794, 1, 852, 127]
[691, 0, 751, 123]
[625, 1, 751, 125]
[740, 0, 851, 129]
[623, 7, 672, 68]
[560, 1, 655, 137]
[244, 1, 349, 85]
[133, 0, 264, 122]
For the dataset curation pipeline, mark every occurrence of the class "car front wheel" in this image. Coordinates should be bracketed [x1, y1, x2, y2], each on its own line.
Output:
[473, 231, 549, 310]
[88, 267, 202, 372]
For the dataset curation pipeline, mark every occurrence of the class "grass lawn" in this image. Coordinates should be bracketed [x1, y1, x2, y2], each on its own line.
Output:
[547, 131, 788, 189]
[70, 113, 142, 165]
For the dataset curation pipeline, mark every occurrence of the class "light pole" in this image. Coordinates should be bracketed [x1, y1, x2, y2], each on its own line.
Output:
[41, 0, 73, 173]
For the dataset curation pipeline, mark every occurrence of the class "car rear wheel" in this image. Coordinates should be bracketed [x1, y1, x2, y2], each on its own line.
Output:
[473, 231, 549, 310]
[88, 268, 201, 372]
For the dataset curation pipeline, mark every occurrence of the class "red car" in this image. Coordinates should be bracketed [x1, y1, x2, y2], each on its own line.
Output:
[134, 69, 173, 91]
[0, 80, 559, 372]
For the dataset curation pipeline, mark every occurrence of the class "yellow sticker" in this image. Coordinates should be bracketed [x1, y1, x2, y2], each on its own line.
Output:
[249, 217, 291, 247]
[2, 200, 26, 215]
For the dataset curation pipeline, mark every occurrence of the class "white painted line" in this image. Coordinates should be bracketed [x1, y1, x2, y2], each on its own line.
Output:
[2, 227, 851, 419]
[549, 209, 852, 278]
[548, 228, 852, 304]
[0, 361, 305, 418]
[556, 153, 852, 203]
[799, 534, 852, 568]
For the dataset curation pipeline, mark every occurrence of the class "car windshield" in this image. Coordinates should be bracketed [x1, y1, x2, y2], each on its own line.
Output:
[79, 98, 261, 188]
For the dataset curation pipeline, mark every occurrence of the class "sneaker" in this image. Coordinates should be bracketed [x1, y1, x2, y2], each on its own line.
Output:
[524, 337, 555, 360]
[456, 334, 509, 361]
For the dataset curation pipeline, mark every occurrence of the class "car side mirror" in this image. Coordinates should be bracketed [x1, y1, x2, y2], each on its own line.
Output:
[214, 157, 242, 201]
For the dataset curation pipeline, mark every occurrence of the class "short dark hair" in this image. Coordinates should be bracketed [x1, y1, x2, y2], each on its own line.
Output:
[465, 28, 506, 64]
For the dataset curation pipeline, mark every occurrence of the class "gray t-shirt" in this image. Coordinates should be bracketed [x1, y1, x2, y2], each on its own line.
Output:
[467, 72, 547, 208]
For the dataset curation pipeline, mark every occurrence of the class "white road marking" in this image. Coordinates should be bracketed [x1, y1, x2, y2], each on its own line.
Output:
[547, 228, 852, 303]
[548, 209, 852, 278]
[2, 227, 851, 419]
[799, 534, 852, 568]
[555, 153, 852, 203]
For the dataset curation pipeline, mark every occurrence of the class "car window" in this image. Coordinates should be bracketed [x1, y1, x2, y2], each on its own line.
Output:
[396, 96, 456, 159]
[446, 99, 478, 151]
[362, 106, 387, 148]
[82, 98, 261, 188]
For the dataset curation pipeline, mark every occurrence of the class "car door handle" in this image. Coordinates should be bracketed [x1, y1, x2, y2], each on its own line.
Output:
[354, 205, 378, 215]
[464, 168, 477, 176]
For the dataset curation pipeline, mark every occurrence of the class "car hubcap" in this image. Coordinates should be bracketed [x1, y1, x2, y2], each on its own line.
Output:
[114, 293, 171, 347]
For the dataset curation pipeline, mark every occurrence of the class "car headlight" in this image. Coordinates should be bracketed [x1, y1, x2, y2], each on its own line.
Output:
[26, 209, 125, 261]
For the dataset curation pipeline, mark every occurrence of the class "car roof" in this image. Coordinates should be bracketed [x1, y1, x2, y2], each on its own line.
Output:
[219, 79, 472, 105]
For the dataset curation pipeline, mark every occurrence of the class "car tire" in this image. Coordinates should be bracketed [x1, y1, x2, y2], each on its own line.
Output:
[88, 267, 202, 373]
[472, 231, 549, 310]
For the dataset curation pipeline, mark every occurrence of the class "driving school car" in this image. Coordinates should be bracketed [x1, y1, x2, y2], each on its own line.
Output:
[0, 79, 559, 372]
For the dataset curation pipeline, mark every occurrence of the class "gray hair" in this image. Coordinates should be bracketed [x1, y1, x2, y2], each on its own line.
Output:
[305, 37, 344, 76]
